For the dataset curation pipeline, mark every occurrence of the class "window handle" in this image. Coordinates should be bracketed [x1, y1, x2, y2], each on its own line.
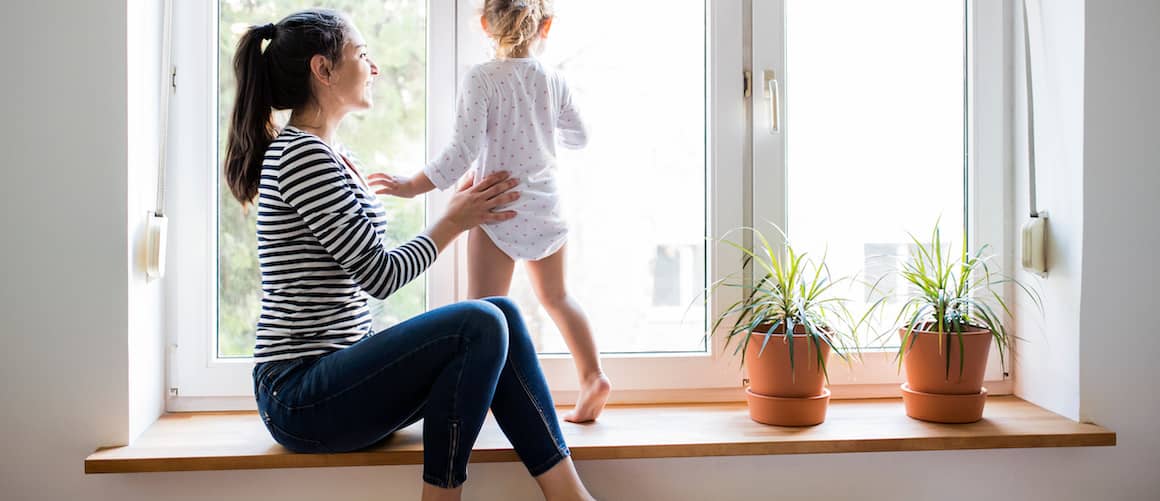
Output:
[763, 70, 780, 134]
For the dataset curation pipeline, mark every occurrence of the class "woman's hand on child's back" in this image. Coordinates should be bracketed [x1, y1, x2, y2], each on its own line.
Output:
[423, 171, 520, 252]
[445, 171, 520, 230]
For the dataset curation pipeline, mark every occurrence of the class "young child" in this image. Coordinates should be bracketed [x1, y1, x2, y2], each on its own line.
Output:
[371, 0, 609, 422]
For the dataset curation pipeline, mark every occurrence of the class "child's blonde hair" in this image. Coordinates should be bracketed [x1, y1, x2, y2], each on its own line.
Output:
[482, 0, 554, 58]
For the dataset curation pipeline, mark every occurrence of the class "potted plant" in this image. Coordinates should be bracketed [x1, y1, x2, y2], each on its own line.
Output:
[888, 224, 1040, 423]
[709, 228, 875, 426]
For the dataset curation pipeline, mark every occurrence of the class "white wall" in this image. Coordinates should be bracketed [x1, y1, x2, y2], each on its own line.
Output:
[3, 1, 1159, 500]
[126, 0, 169, 442]
[1078, 0, 1160, 497]
[1011, 0, 1085, 419]
[0, 0, 132, 492]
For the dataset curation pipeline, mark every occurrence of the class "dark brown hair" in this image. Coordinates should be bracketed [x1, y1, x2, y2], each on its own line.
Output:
[223, 9, 349, 205]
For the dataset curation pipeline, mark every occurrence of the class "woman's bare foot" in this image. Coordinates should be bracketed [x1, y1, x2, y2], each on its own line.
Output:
[564, 372, 611, 423]
[421, 483, 462, 501]
[534, 457, 596, 501]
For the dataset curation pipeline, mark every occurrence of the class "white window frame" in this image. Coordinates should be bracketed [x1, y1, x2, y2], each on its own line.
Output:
[461, 0, 747, 400]
[167, 0, 1009, 411]
[750, 0, 1011, 397]
[167, 0, 464, 409]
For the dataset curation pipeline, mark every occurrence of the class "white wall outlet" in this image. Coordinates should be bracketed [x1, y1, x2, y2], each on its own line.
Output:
[1021, 213, 1048, 276]
[146, 212, 168, 280]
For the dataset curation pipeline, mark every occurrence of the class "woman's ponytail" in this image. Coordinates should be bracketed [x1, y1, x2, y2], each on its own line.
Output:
[224, 24, 276, 206]
[223, 11, 349, 206]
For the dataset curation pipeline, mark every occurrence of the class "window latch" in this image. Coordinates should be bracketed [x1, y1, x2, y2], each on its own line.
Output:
[763, 70, 780, 134]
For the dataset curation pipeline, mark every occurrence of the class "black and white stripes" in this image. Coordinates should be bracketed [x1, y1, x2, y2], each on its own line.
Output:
[253, 126, 437, 362]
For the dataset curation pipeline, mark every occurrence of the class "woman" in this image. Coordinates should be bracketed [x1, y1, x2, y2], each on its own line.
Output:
[224, 9, 595, 501]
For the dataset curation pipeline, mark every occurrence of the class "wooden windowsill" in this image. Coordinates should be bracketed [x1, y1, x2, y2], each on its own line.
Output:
[85, 396, 1114, 474]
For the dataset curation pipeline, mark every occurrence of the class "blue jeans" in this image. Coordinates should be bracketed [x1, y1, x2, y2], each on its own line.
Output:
[253, 297, 570, 488]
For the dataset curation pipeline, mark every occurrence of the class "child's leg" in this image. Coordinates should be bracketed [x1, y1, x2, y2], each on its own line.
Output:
[467, 227, 516, 299]
[525, 244, 611, 423]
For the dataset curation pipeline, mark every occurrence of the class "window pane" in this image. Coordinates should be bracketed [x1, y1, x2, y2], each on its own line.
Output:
[509, 0, 708, 354]
[785, 0, 965, 346]
[217, 0, 426, 358]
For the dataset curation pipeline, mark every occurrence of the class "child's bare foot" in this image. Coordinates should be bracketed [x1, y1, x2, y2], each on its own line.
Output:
[564, 372, 611, 423]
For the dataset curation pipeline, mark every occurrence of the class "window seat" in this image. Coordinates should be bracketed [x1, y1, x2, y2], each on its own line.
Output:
[85, 396, 1114, 474]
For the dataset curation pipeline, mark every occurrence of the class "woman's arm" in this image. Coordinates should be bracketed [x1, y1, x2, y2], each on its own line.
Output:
[278, 137, 520, 298]
[277, 137, 436, 300]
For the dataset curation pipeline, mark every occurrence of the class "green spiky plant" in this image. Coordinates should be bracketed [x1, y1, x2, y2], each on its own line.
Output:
[887, 223, 1042, 379]
[708, 227, 882, 381]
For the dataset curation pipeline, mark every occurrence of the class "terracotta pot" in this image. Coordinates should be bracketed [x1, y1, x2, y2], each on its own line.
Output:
[898, 325, 993, 423]
[746, 388, 831, 427]
[901, 384, 988, 424]
[742, 324, 833, 426]
[900, 325, 992, 395]
[745, 325, 831, 398]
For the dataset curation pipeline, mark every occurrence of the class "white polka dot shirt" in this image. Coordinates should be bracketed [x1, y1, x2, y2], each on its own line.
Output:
[424, 58, 588, 260]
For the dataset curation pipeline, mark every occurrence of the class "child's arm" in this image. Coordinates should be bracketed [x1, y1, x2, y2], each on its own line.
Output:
[556, 78, 588, 149]
[367, 172, 436, 199]
[424, 67, 492, 190]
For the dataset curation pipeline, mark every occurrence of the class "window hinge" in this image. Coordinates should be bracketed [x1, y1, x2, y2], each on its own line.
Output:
[169, 387, 179, 397]
[170, 65, 177, 92]
[743, 70, 752, 98]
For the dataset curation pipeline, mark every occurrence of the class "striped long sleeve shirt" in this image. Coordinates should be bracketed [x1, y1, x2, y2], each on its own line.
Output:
[253, 126, 437, 362]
